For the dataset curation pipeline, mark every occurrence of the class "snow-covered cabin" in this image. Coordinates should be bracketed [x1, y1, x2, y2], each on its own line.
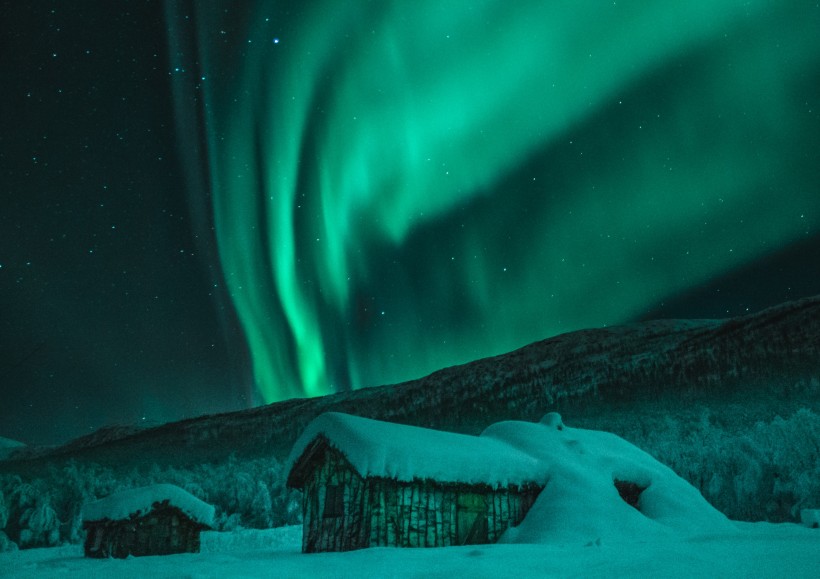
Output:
[81, 484, 214, 558]
[286, 413, 547, 552]
[287, 412, 735, 553]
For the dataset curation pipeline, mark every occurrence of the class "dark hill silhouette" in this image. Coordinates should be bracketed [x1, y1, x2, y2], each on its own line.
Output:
[3, 294, 818, 469]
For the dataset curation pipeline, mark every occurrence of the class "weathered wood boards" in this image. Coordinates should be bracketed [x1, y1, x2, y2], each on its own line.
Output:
[294, 442, 543, 553]
[83, 504, 207, 558]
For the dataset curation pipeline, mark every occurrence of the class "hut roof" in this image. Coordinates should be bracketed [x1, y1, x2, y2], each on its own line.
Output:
[82, 483, 215, 527]
[286, 412, 546, 489]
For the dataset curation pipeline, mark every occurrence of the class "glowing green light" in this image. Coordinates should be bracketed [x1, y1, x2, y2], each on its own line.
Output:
[173, 1, 820, 402]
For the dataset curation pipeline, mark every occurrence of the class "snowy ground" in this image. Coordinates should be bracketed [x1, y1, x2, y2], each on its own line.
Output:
[1, 523, 818, 578]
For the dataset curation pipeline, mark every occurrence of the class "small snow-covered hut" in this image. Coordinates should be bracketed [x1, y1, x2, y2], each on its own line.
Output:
[286, 413, 546, 552]
[82, 484, 214, 558]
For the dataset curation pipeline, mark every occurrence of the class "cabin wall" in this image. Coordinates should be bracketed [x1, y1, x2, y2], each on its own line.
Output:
[367, 480, 543, 548]
[368, 479, 454, 548]
[83, 507, 203, 558]
[302, 448, 369, 552]
[298, 446, 544, 552]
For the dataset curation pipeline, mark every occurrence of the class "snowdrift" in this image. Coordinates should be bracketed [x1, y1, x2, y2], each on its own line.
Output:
[488, 413, 735, 544]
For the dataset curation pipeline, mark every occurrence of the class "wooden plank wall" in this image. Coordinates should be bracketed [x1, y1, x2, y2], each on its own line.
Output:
[368, 480, 543, 548]
[368, 479, 455, 548]
[83, 507, 203, 558]
[302, 448, 369, 552]
[300, 446, 544, 552]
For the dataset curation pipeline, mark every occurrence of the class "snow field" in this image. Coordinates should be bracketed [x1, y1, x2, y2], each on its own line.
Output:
[1, 523, 818, 578]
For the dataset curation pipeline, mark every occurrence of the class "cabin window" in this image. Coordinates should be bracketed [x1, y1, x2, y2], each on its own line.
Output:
[324, 484, 345, 518]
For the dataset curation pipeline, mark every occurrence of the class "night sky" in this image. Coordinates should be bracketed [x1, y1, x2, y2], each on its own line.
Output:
[2, 1, 819, 446]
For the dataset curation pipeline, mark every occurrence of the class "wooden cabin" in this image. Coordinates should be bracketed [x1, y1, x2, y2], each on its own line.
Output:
[82, 484, 214, 558]
[286, 413, 546, 552]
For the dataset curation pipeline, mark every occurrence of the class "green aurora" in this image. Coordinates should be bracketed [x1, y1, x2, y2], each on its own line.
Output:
[171, 1, 820, 403]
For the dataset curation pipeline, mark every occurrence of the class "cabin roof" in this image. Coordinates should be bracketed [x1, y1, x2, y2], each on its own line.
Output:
[286, 412, 547, 489]
[81, 483, 215, 527]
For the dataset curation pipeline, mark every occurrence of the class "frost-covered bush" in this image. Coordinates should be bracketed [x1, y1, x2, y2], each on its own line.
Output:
[0, 530, 17, 552]
[213, 511, 243, 532]
[0, 476, 61, 549]
[48, 462, 98, 544]
[17, 495, 61, 548]
[0, 489, 8, 530]
[626, 407, 820, 522]
[270, 478, 302, 528]
[182, 481, 208, 502]
[249, 481, 273, 528]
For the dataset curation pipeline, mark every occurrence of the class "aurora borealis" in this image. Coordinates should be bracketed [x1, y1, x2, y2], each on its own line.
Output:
[1, 1, 819, 444]
[172, 1, 820, 403]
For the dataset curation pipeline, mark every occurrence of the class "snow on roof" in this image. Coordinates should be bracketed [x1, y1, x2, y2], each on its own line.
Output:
[286, 412, 546, 488]
[288, 412, 736, 543]
[82, 484, 215, 528]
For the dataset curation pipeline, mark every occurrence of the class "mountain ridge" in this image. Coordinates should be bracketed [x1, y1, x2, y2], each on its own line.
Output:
[3, 294, 818, 468]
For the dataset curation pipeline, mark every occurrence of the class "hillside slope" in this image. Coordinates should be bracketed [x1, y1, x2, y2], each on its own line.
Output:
[4, 295, 818, 468]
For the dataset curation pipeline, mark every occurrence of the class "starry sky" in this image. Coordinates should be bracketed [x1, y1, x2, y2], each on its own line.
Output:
[2, 1, 819, 446]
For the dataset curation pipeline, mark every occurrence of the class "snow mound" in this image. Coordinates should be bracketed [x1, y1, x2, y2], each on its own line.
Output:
[484, 414, 736, 544]
[287, 412, 545, 488]
[82, 484, 215, 527]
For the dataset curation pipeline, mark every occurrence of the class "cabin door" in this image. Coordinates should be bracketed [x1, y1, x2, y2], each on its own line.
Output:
[457, 493, 488, 545]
